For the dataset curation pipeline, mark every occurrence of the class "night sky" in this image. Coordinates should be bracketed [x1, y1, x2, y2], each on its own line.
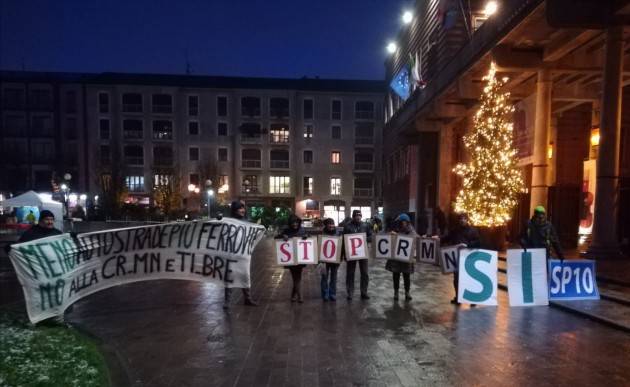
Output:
[0, 0, 410, 80]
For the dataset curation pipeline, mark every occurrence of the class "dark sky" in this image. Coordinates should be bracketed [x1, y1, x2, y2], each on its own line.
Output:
[0, 0, 410, 80]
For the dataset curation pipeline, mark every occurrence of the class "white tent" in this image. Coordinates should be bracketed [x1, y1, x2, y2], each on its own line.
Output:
[1, 191, 64, 231]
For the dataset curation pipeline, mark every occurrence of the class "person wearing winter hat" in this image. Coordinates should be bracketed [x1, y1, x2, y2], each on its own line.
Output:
[386, 213, 417, 301]
[224, 200, 258, 309]
[343, 209, 372, 300]
[277, 214, 308, 303]
[441, 212, 480, 305]
[320, 218, 341, 301]
[520, 205, 564, 261]
[17, 209, 63, 243]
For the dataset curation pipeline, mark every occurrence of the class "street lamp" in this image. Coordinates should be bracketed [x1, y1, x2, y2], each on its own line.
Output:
[205, 179, 213, 218]
[402, 11, 413, 24]
[386, 42, 397, 54]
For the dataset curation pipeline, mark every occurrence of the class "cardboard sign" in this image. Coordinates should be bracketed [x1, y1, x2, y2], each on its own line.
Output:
[393, 234, 416, 263]
[295, 237, 319, 265]
[457, 249, 498, 306]
[439, 245, 459, 274]
[344, 233, 368, 260]
[374, 234, 394, 259]
[417, 237, 439, 265]
[275, 239, 296, 266]
[507, 249, 548, 306]
[318, 236, 342, 264]
[548, 259, 600, 300]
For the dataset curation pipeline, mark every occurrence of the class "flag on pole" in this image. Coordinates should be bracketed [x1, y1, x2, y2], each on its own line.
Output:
[409, 50, 427, 89]
[389, 67, 411, 100]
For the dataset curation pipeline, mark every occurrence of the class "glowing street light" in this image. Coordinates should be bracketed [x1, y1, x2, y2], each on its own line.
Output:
[484, 1, 498, 17]
[386, 42, 397, 54]
[187, 184, 196, 192]
[402, 11, 413, 24]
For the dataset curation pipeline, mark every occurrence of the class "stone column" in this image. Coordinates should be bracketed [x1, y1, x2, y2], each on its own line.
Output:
[530, 69, 552, 214]
[588, 26, 624, 257]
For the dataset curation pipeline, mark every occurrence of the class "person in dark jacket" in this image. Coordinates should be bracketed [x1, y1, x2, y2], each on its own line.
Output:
[343, 210, 373, 300]
[320, 218, 341, 301]
[441, 212, 481, 305]
[278, 214, 308, 303]
[224, 201, 258, 309]
[386, 214, 417, 301]
[520, 205, 564, 260]
[17, 210, 62, 243]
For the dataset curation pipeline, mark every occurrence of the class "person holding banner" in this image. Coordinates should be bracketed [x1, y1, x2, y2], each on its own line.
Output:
[17, 210, 63, 243]
[385, 214, 416, 301]
[224, 201, 258, 309]
[278, 214, 308, 303]
[520, 206, 564, 261]
[441, 212, 480, 305]
[320, 218, 341, 301]
[343, 210, 372, 300]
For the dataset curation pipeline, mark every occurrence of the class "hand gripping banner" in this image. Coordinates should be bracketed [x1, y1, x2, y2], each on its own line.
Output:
[9, 218, 266, 323]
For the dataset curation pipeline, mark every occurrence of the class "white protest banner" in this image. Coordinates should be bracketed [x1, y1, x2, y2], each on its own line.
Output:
[318, 236, 342, 264]
[457, 249, 498, 306]
[344, 233, 368, 260]
[548, 259, 600, 301]
[295, 237, 318, 265]
[507, 248, 548, 306]
[392, 234, 416, 263]
[439, 246, 459, 274]
[417, 237, 439, 265]
[9, 218, 266, 323]
[374, 234, 394, 260]
[275, 239, 296, 266]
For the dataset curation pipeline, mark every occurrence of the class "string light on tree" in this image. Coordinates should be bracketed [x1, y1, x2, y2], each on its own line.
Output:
[453, 62, 524, 227]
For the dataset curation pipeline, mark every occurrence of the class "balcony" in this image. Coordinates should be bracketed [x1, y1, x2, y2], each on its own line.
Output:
[152, 104, 172, 114]
[123, 104, 142, 113]
[125, 156, 144, 166]
[124, 130, 143, 140]
[241, 186, 260, 194]
[152, 131, 173, 140]
[241, 134, 262, 144]
[354, 188, 373, 197]
[241, 159, 262, 168]
[354, 162, 373, 171]
[270, 160, 289, 169]
[355, 136, 374, 145]
[355, 111, 374, 120]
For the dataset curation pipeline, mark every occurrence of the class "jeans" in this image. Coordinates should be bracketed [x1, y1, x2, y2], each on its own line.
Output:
[346, 259, 369, 296]
[320, 263, 339, 299]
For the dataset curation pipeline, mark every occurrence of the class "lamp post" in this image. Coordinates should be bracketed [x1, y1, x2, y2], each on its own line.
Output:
[60, 172, 72, 218]
[205, 179, 213, 218]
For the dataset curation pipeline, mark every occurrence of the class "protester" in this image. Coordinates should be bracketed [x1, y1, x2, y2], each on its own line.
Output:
[320, 218, 341, 301]
[520, 205, 565, 260]
[386, 213, 417, 301]
[278, 214, 308, 303]
[223, 200, 258, 309]
[441, 212, 480, 305]
[18, 210, 63, 243]
[343, 210, 372, 300]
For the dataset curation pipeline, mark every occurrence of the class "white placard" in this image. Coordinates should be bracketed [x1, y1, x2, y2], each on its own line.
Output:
[295, 237, 319, 265]
[374, 234, 394, 259]
[457, 249, 498, 306]
[275, 239, 296, 266]
[344, 233, 368, 261]
[392, 234, 416, 263]
[507, 248, 548, 306]
[417, 237, 439, 265]
[318, 236, 342, 263]
[439, 245, 459, 274]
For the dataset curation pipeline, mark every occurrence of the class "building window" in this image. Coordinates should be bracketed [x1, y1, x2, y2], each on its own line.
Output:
[242, 175, 258, 193]
[153, 146, 173, 166]
[217, 96, 228, 117]
[124, 145, 144, 165]
[3, 88, 25, 109]
[123, 119, 144, 140]
[65, 91, 77, 113]
[330, 177, 342, 195]
[65, 118, 77, 140]
[188, 95, 198, 116]
[332, 99, 342, 120]
[152, 120, 173, 140]
[100, 145, 111, 164]
[218, 122, 228, 136]
[98, 92, 109, 114]
[122, 93, 142, 113]
[355, 101, 374, 120]
[241, 97, 261, 117]
[242, 148, 262, 168]
[219, 175, 229, 188]
[269, 176, 290, 194]
[30, 89, 52, 110]
[354, 177, 373, 197]
[303, 99, 313, 120]
[270, 124, 289, 143]
[332, 125, 341, 139]
[189, 173, 200, 187]
[32, 116, 53, 136]
[152, 94, 173, 114]
[125, 176, 145, 192]
[303, 150, 313, 164]
[270, 149, 289, 169]
[189, 147, 199, 161]
[331, 151, 341, 164]
[304, 124, 313, 139]
[270, 97, 289, 118]
[154, 174, 171, 187]
[303, 177, 313, 195]
[188, 121, 199, 135]
[218, 148, 228, 162]
[99, 119, 110, 140]
[355, 122, 374, 144]
[354, 152, 374, 170]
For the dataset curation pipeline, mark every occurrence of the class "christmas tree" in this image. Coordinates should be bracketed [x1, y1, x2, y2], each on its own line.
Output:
[453, 62, 525, 227]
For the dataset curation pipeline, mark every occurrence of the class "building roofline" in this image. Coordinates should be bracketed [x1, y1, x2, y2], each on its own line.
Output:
[0, 70, 386, 93]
